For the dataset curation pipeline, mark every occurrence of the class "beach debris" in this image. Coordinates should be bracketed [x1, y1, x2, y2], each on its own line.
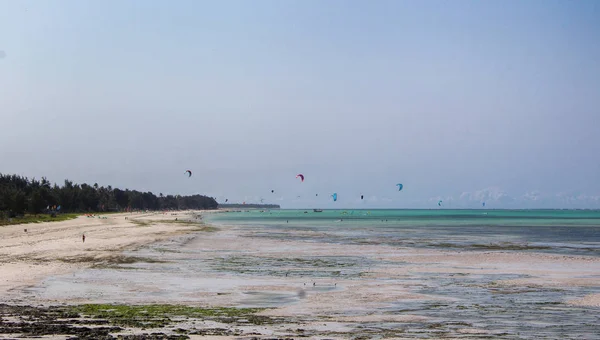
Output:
[296, 174, 304, 182]
[397, 183, 404, 191]
[297, 289, 306, 298]
[185, 170, 192, 177]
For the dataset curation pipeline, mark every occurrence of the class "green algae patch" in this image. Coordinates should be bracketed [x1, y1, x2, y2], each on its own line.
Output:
[129, 219, 217, 231]
[58, 255, 167, 265]
[69, 304, 269, 328]
[1, 213, 80, 226]
[161, 220, 218, 231]
[429, 242, 552, 251]
[129, 219, 152, 227]
[195, 225, 219, 232]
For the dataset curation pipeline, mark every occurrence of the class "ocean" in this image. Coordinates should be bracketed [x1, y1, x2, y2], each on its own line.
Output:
[207, 209, 600, 257]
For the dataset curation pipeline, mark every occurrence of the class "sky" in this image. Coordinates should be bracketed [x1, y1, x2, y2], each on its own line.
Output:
[1, 0, 599, 209]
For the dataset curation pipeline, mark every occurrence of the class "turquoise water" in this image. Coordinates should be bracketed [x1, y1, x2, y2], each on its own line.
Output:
[203, 208, 600, 338]
[208, 209, 600, 256]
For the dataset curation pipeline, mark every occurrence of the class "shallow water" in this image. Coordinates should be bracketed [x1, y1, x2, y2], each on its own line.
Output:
[209, 209, 600, 256]
[384, 272, 600, 339]
[19, 210, 600, 339]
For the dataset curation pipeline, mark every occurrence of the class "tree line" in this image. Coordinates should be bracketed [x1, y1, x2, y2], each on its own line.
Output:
[0, 173, 218, 218]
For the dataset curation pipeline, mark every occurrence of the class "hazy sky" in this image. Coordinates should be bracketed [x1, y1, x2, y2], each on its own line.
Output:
[1, 0, 599, 208]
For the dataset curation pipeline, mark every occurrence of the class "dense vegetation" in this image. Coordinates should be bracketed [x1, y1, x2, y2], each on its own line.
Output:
[0, 173, 218, 218]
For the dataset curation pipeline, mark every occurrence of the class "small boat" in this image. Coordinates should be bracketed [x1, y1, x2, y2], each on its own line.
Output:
[313, 209, 323, 212]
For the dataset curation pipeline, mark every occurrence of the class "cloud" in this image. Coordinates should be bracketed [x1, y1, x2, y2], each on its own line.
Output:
[522, 190, 542, 201]
[459, 187, 515, 204]
[555, 192, 600, 205]
[427, 195, 456, 206]
[405, 187, 600, 209]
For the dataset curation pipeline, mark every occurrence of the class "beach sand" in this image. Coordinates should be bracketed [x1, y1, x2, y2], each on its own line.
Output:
[1, 211, 599, 339]
[0, 212, 201, 297]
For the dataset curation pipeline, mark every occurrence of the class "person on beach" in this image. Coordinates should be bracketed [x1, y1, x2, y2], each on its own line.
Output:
[82, 234, 85, 243]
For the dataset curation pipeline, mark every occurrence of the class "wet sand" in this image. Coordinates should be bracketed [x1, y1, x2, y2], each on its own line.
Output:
[1, 211, 599, 339]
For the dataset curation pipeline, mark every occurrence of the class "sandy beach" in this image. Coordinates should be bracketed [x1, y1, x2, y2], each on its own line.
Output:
[1, 211, 599, 339]
[0, 212, 204, 299]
